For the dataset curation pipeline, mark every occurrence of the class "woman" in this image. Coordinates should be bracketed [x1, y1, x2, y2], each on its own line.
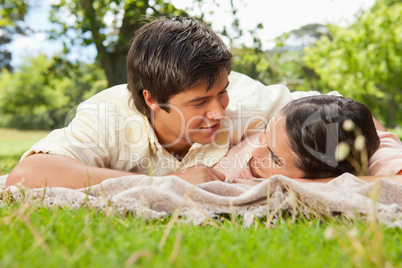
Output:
[214, 95, 381, 182]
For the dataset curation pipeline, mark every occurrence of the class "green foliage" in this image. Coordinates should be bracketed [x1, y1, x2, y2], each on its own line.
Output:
[48, 0, 191, 86]
[3, 0, 401, 129]
[0, 0, 30, 71]
[231, 46, 320, 93]
[231, 23, 329, 93]
[47, 0, 259, 86]
[303, 0, 402, 127]
[0, 0, 29, 25]
[0, 55, 107, 130]
[232, 46, 278, 85]
[232, 3, 402, 128]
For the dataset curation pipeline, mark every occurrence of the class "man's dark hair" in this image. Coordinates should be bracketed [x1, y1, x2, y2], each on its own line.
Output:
[127, 17, 233, 119]
[281, 95, 380, 178]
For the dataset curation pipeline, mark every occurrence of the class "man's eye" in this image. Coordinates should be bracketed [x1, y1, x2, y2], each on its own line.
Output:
[219, 89, 228, 94]
[194, 100, 207, 106]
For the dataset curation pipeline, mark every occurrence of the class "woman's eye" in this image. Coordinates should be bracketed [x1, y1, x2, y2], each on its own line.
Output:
[272, 156, 281, 165]
[267, 150, 279, 165]
[219, 89, 228, 94]
[267, 146, 284, 167]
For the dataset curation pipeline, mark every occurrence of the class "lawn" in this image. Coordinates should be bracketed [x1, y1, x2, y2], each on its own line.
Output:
[1, 128, 402, 267]
[0, 128, 49, 176]
[0, 128, 50, 156]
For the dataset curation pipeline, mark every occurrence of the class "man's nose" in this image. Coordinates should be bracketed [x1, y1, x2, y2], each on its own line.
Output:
[206, 99, 225, 120]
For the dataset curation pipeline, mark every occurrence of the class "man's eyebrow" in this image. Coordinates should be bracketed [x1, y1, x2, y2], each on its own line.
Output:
[188, 95, 208, 104]
[188, 81, 230, 104]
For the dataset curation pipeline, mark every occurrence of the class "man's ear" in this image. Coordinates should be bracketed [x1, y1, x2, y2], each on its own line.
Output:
[143, 90, 160, 111]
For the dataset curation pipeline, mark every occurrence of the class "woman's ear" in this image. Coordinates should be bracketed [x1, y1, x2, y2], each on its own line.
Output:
[143, 90, 160, 111]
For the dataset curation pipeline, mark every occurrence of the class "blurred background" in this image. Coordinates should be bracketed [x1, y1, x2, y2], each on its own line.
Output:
[0, 0, 401, 134]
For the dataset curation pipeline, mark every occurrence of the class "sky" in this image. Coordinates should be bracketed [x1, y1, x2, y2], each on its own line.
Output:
[7, 0, 376, 67]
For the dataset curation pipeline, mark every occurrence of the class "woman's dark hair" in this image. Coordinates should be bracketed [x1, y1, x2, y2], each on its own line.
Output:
[127, 17, 233, 119]
[281, 95, 380, 179]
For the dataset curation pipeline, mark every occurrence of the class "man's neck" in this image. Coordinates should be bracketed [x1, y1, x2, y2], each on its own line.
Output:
[162, 140, 192, 160]
[152, 126, 192, 160]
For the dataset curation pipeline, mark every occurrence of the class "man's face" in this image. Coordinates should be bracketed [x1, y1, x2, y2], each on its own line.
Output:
[152, 73, 230, 149]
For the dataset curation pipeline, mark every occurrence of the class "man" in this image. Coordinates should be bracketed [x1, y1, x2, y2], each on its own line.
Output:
[6, 17, 399, 189]
[6, 17, 293, 189]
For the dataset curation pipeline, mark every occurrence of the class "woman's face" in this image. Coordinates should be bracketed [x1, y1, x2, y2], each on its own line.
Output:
[249, 114, 305, 178]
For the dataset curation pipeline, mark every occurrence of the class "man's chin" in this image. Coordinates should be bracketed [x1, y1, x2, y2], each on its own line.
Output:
[191, 131, 220, 145]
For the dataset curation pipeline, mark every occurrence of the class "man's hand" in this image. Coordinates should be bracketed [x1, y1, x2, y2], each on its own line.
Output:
[169, 164, 226, 185]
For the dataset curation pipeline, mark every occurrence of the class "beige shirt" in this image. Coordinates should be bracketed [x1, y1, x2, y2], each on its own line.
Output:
[22, 72, 295, 175]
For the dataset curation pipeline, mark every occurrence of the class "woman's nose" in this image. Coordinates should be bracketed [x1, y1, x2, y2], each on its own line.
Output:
[251, 146, 265, 158]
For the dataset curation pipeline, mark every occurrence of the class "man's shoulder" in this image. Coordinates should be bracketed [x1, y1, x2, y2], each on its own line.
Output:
[77, 84, 143, 117]
[85, 84, 131, 103]
[226, 72, 292, 111]
[228, 71, 261, 87]
[228, 71, 290, 93]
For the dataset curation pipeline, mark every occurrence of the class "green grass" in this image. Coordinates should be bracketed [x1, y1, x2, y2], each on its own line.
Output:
[0, 204, 401, 268]
[0, 154, 19, 175]
[1, 128, 402, 267]
[0, 128, 49, 157]
[0, 128, 49, 175]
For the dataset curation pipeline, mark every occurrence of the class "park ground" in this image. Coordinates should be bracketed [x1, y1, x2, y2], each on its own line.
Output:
[0, 128, 401, 267]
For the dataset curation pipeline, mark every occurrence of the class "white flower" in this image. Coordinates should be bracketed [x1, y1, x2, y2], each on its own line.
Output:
[346, 228, 359, 238]
[343, 119, 355, 131]
[335, 142, 350, 161]
[354, 135, 366, 151]
[324, 226, 336, 240]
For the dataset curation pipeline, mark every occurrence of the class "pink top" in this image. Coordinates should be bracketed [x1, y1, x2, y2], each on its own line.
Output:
[369, 130, 402, 176]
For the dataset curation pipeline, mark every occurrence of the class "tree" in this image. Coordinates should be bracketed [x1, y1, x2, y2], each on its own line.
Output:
[275, 23, 330, 51]
[303, 0, 402, 127]
[48, 0, 259, 87]
[0, 0, 30, 71]
[0, 54, 107, 129]
[230, 23, 328, 93]
[49, 0, 191, 87]
[231, 46, 277, 85]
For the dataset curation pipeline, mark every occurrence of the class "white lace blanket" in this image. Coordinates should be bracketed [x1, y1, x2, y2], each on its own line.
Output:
[1, 173, 401, 227]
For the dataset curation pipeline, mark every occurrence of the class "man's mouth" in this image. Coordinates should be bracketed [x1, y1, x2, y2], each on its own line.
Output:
[200, 122, 221, 132]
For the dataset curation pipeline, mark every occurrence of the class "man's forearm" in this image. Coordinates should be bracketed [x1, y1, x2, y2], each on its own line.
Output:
[5, 153, 133, 189]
